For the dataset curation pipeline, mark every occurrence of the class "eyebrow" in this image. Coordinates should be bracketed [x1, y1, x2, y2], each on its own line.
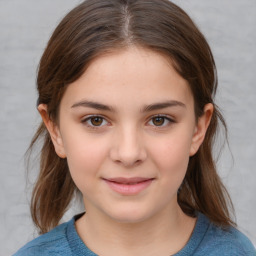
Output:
[71, 100, 114, 111]
[71, 100, 186, 112]
[142, 100, 186, 112]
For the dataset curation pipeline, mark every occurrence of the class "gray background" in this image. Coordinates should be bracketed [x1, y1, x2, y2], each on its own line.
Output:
[0, 0, 255, 255]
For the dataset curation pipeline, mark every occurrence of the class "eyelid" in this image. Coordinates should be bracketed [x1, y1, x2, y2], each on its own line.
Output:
[80, 114, 175, 129]
[147, 114, 176, 127]
[81, 114, 110, 128]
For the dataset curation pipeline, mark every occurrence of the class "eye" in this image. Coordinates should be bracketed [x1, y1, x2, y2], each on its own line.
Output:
[148, 115, 174, 127]
[82, 115, 108, 127]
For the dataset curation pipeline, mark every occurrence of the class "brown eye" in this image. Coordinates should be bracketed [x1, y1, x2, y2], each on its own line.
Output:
[148, 115, 174, 127]
[90, 117, 104, 126]
[82, 115, 108, 128]
[152, 116, 165, 126]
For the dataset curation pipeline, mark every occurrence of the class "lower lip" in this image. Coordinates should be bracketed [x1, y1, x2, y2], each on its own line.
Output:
[103, 179, 154, 195]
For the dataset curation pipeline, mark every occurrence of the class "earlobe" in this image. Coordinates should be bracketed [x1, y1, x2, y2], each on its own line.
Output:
[190, 103, 213, 156]
[37, 104, 66, 158]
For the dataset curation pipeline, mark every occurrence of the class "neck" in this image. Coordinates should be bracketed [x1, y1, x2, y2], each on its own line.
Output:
[75, 203, 196, 256]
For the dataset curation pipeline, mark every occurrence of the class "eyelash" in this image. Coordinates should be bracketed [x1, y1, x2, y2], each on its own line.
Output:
[81, 114, 175, 129]
[81, 115, 109, 129]
[147, 114, 175, 128]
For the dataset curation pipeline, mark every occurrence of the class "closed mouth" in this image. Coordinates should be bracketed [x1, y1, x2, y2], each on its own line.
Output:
[102, 177, 155, 195]
[103, 177, 154, 184]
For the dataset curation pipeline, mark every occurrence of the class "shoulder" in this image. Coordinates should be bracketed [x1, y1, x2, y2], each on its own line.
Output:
[13, 220, 72, 256]
[199, 216, 255, 255]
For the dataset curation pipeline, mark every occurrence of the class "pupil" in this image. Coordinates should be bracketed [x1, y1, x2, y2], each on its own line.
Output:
[92, 117, 103, 126]
[153, 117, 164, 126]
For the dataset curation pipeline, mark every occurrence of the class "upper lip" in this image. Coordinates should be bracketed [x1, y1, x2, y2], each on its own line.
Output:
[103, 177, 154, 184]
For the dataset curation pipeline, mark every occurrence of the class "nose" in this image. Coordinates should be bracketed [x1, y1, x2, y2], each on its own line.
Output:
[109, 126, 147, 167]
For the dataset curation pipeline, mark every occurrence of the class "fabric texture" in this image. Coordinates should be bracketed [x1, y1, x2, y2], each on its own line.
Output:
[14, 213, 256, 256]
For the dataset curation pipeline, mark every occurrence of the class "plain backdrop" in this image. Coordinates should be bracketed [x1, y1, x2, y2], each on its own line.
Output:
[0, 0, 255, 255]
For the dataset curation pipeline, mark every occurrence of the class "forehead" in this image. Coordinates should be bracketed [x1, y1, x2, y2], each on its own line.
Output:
[61, 47, 194, 110]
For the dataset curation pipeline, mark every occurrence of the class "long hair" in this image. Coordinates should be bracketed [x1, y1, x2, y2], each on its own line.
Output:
[30, 0, 235, 234]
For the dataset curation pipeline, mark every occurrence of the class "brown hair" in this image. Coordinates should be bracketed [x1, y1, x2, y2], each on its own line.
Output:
[30, 0, 235, 234]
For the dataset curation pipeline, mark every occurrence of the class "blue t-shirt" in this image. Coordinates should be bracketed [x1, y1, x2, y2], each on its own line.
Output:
[14, 213, 256, 255]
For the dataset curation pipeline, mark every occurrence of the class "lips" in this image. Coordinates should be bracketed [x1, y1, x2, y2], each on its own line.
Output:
[102, 177, 154, 195]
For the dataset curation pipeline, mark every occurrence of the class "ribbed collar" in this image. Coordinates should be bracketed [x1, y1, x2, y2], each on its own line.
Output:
[66, 212, 210, 256]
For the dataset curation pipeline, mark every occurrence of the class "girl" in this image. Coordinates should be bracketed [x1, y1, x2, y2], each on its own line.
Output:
[14, 0, 255, 255]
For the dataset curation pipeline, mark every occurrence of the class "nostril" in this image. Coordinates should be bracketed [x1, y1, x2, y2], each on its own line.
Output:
[109, 131, 147, 166]
[110, 148, 147, 167]
[113, 158, 142, 168]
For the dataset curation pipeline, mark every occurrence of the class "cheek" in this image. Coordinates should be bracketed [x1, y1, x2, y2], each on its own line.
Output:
[62, 135, 109, 188]
[149, 132, 192, 180]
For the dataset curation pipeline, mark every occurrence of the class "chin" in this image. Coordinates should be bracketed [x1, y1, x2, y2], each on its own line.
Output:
[104, 205, 157, 224]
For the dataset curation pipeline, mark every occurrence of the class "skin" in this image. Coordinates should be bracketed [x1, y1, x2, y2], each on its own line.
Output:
[39, 47, 213, 255]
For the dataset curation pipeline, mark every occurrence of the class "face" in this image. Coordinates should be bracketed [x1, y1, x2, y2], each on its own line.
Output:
[41, 47, 211, 223]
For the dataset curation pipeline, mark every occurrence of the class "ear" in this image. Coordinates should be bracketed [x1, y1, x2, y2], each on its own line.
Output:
[38, 104, 66, 158]
[190, 103, 213, 156]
